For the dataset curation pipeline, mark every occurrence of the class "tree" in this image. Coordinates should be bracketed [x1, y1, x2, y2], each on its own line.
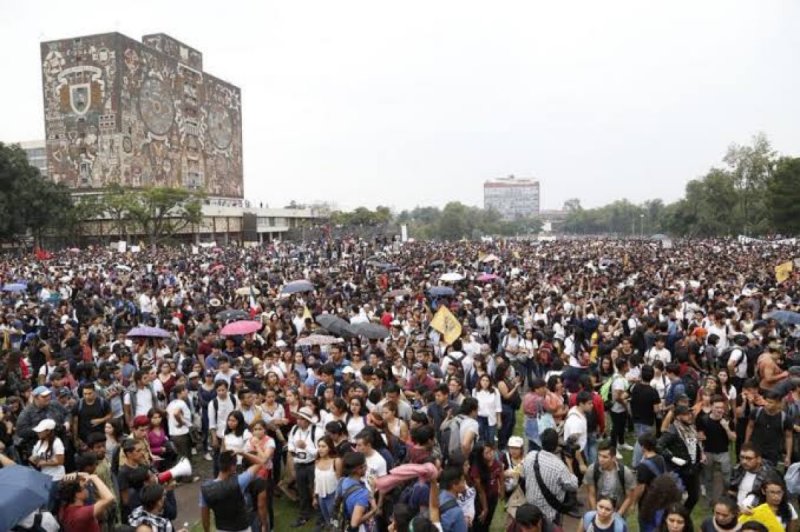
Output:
[0, 142, 74, 246]
[126, 187, 204, 246]
[563, 198, 582, 213]
[724, 132, 776, 235]
[767, 157, 800, 235]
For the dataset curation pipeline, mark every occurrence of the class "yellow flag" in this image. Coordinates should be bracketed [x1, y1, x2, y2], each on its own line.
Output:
[430, 306, 462, 345]
[738, 503, 784, 532]
[775, 261, 793, 283]
[303, 306, 312, 320]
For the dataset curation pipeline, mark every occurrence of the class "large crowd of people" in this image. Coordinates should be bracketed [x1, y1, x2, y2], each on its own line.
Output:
[1, 236, 799, 532]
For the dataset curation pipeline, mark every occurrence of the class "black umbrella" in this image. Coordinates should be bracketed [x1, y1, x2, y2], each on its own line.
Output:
[429, 260, 445, 269]
[353, 322, 390, 340]
[315, 314, 357, 338]
[216, 309, 251, 321]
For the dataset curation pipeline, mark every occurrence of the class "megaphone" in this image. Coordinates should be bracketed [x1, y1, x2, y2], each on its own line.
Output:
[158, 457, 192, 483]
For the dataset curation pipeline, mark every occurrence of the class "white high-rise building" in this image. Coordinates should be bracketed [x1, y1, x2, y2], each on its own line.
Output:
[18, 140, 48, 177]
[483, 175, 540, 220]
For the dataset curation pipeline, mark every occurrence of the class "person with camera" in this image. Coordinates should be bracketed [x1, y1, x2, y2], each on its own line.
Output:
[522, 428, 579, 526]
[286, 406, 320, 527]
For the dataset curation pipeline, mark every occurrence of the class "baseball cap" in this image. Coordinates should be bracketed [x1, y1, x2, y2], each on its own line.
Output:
[508, 436, 524, 448]
[33, 386, 51, 397]
[188, 371, 200, 379]
[674, 404, 691, 416]
[133, 415, 150, 428]
[33, 418, 56, 432]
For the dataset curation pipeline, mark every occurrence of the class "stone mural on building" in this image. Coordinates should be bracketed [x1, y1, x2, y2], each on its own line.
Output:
[41, 32, 243, 198]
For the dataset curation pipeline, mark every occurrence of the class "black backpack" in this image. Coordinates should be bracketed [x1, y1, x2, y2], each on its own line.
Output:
[681, 372, 699, 405]
[592, 462, 627, 496]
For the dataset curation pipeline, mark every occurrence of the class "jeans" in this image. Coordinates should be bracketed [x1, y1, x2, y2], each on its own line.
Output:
[703, 451, 732, 502]
[319, 492, 335, 523]
[585, 432, 599, 466]
[632, 423, 653, 467]
[478, 416, 496, 445]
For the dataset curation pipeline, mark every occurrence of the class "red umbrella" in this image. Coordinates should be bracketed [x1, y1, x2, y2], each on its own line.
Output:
[220, 320, 262, 336]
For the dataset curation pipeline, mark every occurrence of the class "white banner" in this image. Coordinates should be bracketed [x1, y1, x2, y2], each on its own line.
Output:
[117, 240, 127, 253]
[400, 224, 408, 242]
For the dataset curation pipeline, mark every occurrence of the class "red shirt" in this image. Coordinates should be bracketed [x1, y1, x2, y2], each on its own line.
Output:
[60, 504, 100, 532]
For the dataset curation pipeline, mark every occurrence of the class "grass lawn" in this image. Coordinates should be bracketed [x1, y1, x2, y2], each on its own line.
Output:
[198, 410, 714, 531]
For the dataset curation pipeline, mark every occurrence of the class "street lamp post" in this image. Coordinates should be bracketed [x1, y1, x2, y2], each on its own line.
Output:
[640, 214, 644, 238]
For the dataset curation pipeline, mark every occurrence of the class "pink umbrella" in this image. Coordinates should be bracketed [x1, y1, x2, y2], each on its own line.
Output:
[477, 273, 500, 282]
[220, 320, 262, 336]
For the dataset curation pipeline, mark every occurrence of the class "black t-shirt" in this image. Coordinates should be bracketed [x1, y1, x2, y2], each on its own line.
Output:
[750, 408, 792, 462]
[636, 454, 667, 509]
[72, 397, 111, 441]
[630, 383, 660, 426]
[696, 413, 730, 453]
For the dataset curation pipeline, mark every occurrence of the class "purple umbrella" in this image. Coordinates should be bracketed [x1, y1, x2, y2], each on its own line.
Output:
[477, 273, 500, 282]
[127, 326, 171, 339]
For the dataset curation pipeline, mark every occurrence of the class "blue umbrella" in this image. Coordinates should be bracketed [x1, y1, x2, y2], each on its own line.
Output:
[127, 326, 172, 338]
[2, 283, 27, 293]
[429, 286, 455, 297]
[0, 465, 52, 530]
[281, 280, 315, 294]
[767, 310, 800, 326]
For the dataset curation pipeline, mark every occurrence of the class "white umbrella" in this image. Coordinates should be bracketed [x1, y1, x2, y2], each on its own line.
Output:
[235, 286, 260, 296]
[441, 272, 464, 282]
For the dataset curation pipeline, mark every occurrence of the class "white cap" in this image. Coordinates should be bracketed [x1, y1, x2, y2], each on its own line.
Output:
[33, 418, 57, 433]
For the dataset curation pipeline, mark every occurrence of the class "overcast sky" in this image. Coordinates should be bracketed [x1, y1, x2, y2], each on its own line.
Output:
[1, 1, 798, 211]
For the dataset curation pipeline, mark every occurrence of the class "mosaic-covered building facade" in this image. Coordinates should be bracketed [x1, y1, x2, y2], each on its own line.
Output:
[40, 32, 243, 198]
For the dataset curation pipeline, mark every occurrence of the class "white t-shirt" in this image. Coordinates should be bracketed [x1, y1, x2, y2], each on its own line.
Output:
[363, 450, 387, 493]
[224, 429, 252, 465]
[472, 389, 502, 426]
[460, 416, 480, 453]
[167, 398, 191, 436]
[32, 437, 65, 480]
[737, 472, 757, 506]
[563, 408, 587, 451]
[124, 386, 154, 417]
[728, 348, 748, 379]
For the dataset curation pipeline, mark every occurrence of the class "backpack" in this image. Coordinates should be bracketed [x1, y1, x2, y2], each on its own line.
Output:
[786, 462, 800, 496]
[641, 457, 685, 493]
[328, 481, 366, 532]
[440, 414, 465, 465]
[239, 356, 256, 380]
[537, 342, 553, 366]
[212, 395, 239, 426]
[78, 396, 107, 417]
[582, 511, 626, 532]
[719, 346, 743, 370]
[592, 462, 627, 497]
[680, 372, 699, 406]
[600, 375, 625, 411]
